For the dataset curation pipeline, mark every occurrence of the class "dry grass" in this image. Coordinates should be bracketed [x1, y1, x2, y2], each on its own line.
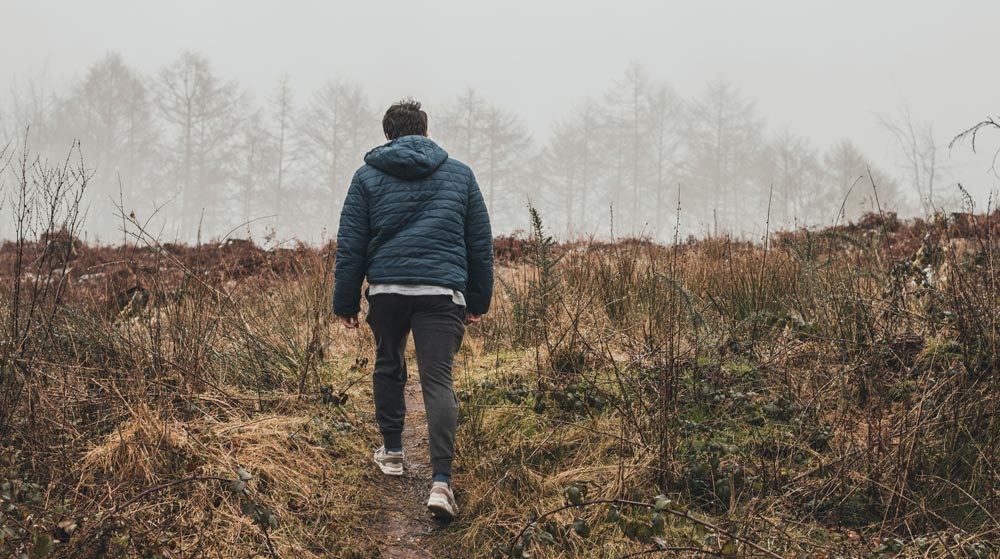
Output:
[442, 211, 1000, 558]
[1, 155, 999, 559]
[0, 163, 386, 557]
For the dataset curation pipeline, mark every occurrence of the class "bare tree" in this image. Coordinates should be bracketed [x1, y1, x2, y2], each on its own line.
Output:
[684, 79, 765, 232]
[881, 105, 940, 216]
[604, 62, 653, 234]
[543, 116, 581, 236]
[822, 139, 899, 223]
[437, 88, 486, 166]
[575, 99, 604, 235]
[298, 79, 377, 225]
[235, 107, 278, 233]
[541, 99, 608, 237]
[268, 74, 294, 230]
[437, 89, 531, 229]
[56, 52, 158, 236]
[480, 104, 532, 228]
[3, 66, 58, 154]
[156, 51, 246, 238]
[646, 83, 684, 239]
[762, 129, 822, 225]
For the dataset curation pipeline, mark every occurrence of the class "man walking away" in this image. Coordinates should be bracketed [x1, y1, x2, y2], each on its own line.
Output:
[332, 99, 494, 520]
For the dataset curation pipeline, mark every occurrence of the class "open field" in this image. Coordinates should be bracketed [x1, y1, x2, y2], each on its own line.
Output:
[1, 208, 999, 558]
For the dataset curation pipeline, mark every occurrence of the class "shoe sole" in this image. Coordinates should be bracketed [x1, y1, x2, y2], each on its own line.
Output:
[374, 454, 404, 476]
[427, 498, 456, 520]
[377, 463, 404, 476]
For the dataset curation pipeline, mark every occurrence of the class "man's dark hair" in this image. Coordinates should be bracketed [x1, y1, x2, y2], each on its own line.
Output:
[382, 99, 428, 140]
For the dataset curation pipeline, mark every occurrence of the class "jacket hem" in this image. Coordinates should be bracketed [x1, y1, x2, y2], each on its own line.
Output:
[366, 276, 466, 294]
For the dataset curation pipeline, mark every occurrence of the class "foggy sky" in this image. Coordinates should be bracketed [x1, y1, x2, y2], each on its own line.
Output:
[4, 0, 1000, 213]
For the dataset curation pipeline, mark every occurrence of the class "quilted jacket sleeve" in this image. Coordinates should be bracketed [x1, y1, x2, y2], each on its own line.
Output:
[333, 170, 370, 317]
[464, 172, 494, 315]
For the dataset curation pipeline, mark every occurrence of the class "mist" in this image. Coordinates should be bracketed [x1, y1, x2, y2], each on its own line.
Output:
[3, 0, 999, 243]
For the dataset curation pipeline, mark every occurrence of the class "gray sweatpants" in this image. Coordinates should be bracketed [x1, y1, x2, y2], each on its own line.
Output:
[365, 293, 465, 477]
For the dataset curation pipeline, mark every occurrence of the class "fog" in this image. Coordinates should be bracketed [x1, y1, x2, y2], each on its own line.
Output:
[2, 0, 999, 243]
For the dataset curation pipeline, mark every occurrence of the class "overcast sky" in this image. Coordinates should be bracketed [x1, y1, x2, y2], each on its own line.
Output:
[4, 0, 1000, 206]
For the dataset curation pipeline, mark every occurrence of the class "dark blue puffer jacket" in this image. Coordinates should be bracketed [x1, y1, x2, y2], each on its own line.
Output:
[332, 135, 494, 317]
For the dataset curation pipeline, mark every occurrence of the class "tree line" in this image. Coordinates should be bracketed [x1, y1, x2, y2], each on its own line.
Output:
[0, 52, 913, 243]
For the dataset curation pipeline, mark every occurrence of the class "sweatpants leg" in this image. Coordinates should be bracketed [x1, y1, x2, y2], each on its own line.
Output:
[410, 295, 466, 477]
[366, 294, 412, 450]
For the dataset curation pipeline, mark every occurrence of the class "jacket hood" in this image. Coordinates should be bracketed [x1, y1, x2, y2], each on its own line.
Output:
[364, 135, 449, 180]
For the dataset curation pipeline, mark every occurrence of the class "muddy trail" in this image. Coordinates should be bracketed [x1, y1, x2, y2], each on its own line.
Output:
[375, 379, 450, 558]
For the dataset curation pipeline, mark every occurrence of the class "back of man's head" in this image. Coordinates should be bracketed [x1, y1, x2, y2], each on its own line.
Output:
[383, 99, 428, 140]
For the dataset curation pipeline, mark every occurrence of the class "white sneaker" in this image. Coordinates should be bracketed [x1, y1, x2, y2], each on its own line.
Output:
[427, 481, 457, 520]
[373, 446, 404, 476]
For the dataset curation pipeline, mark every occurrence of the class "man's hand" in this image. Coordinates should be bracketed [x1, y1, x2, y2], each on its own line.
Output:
[465, 312, 482, 325]
[339, 314, 360, 329]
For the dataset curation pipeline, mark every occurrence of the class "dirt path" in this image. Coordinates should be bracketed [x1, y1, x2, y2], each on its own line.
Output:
[376, 379, 445, 558]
